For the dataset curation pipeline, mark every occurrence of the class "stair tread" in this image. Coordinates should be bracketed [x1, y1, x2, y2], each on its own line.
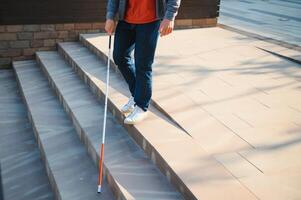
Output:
[0, 70, 54, 200]
[36, 51, 183, 200]
[13, 60, 114, 200]
[58, 40, 258, 200]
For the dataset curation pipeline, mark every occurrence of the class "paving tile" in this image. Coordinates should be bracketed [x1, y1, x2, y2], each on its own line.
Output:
[239, 139, 301, 174]
[240, 171, 301, 200]
[214, 152, 262, 178]
[215, 152, 301, 200]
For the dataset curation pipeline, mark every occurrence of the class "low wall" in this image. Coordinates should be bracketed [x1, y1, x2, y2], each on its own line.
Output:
[0, 0, 220, 68]
[0, 22, 104, 68]
[0, 18, 217, 68]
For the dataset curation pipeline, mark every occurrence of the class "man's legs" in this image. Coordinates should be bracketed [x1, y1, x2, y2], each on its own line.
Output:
[113, 21, 136, 96]
[134, 20, 161, 111]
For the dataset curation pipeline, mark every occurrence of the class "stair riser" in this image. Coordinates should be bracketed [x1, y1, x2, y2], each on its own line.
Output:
[36, 56, 128, 200]
[79, 36, 119, 73]
[0, 165, 3, 200]
[60, 41, 196, 200]
[13, 67, 61, 200]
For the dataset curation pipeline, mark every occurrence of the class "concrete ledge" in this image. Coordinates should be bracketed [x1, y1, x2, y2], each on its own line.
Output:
[218, 23, 301, 53]
[59, 40, 257, 200]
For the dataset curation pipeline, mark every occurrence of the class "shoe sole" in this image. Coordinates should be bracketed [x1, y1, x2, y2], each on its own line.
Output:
[124, 114, 148, 125]
[121, 109, 134, 114]
[124, 119, 143, 125]
[124, 120, 136, 125]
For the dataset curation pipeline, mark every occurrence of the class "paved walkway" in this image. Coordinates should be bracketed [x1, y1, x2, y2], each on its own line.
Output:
[93, 26, 301, 199]
[155, 27, 301, 200]
[219, 0, 301, 46]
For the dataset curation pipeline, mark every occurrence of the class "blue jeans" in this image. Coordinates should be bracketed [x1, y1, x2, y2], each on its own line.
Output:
[113, 20, 161, 111]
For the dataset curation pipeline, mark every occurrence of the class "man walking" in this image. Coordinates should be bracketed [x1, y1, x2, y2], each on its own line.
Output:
[105, 0, 181, 124]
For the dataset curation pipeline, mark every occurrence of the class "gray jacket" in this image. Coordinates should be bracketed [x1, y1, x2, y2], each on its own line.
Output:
[106, 0, 181, 21]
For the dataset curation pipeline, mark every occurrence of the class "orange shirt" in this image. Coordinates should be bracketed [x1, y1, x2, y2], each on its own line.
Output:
[124, 0, 157, 24]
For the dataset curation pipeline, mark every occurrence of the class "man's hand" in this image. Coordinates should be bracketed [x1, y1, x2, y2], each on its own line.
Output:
[105, 19, 116, 35]
[159, 19, 174, 37]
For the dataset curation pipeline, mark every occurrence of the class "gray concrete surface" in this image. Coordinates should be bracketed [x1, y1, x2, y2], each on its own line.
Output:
[0, 164, 4, 200]
[13, 62, 115, 200]
[36, 50, 184, 200]
[0, 70, 53, 200]
[219, 0, 301, 46]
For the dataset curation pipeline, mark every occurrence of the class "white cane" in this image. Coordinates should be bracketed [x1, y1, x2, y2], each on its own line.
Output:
[98, 35, 112, 193]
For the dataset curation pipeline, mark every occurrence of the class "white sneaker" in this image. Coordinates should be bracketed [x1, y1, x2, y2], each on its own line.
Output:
[124, 106, 148, 125]
[121, 96, 135, 114]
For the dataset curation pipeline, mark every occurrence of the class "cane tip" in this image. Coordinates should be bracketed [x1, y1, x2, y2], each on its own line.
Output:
[97, 185, 102, 193]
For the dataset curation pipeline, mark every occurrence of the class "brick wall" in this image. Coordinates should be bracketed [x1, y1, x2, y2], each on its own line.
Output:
[0, 19, 217, 69]
[175, 18, 217, 29]
[0, 22, 104, 68]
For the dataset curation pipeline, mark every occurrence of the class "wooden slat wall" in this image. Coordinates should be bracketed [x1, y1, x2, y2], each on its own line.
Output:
[0, 0, 220, 25]
[178, 0, 220, 19]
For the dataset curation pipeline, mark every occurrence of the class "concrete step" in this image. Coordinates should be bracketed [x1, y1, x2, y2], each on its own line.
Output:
[0, 70, 53, 200]
[13, 60, 115, 200]
[0, 164, 3, 200]
[57, 39, 258, 200]
[36, 50, 184, 200]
